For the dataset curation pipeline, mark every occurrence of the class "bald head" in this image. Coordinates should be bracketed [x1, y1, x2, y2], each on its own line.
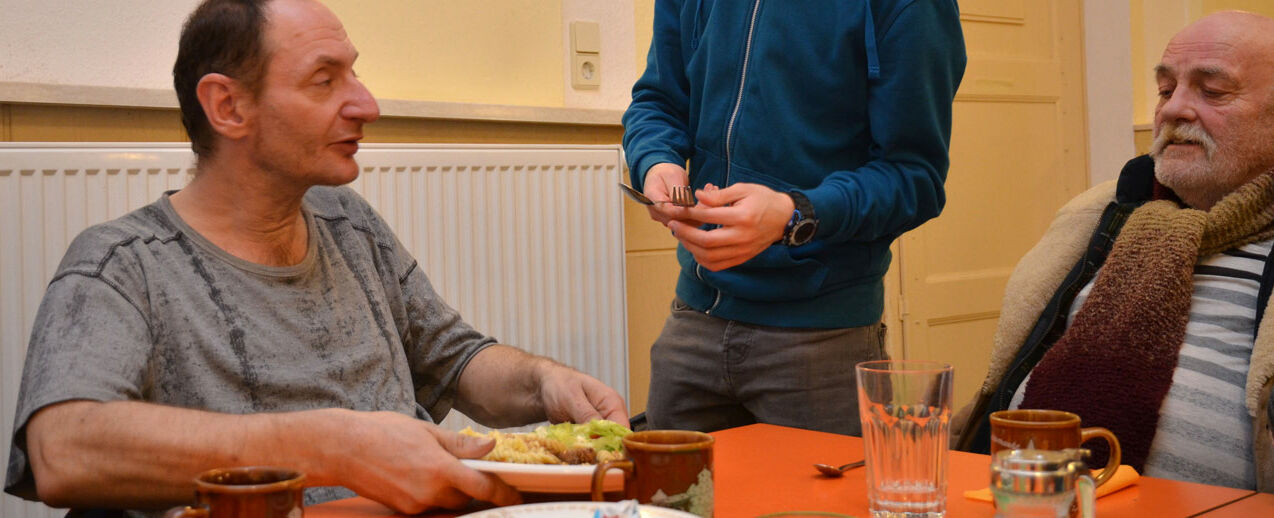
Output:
[1172, 11, 1274, 49]
[1150, 11, 1274, 209]
[1160, 12, 1274, 99]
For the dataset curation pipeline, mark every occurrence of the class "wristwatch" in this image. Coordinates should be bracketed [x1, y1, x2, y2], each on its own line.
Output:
[781, 191, 818, 246]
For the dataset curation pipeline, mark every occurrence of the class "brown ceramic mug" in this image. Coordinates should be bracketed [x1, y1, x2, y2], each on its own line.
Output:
[990, 409, 1121, 487]
[164, 466, 305, 518]
[591, 430, 714, 518]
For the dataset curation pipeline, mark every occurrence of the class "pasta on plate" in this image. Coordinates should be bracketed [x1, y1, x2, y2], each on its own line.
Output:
[461, 419, 631, 465]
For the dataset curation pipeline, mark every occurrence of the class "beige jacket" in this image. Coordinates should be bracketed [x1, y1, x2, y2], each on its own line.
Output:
[951, 179, 1274, 492]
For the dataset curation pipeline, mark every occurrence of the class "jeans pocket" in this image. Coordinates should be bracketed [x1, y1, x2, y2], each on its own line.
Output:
[670, 297, 694, 312]
[876, 322, 890, 361]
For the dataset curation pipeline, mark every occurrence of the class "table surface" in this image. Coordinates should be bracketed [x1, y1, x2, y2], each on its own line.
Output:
[1195, 491, 1274, 516]
[308, 423, 1261, 518]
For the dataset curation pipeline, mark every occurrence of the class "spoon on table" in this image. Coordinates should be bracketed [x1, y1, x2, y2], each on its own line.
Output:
[814, 460, 866, 477]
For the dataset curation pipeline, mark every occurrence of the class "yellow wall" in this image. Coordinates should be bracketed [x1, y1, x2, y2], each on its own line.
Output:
[634, 0, 655, 74]
[0, 105, 621, 145]
[1200, 0, 1274, 16]
[1129, 0, 1149, 126]
[1134, 127, 1154, 155]
[325, 0, 565, 107]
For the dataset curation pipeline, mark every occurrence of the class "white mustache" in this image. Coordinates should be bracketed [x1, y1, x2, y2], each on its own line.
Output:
[1150, 122, 1217, 158]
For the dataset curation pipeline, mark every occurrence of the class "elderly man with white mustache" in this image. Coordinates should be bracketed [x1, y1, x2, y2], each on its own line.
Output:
[952, 11, 1274, 492]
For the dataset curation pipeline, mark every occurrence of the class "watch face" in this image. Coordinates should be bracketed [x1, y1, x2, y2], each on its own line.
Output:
[791, 220, 817, 245]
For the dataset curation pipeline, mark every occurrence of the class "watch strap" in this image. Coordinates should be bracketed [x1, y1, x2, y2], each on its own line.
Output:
[788, 190, 815, 221]
[782, 191, 817, 246]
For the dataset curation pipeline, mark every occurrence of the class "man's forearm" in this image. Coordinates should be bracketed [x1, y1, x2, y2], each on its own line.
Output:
[454, 345, 549, 427]
[25, 400, 345, 510]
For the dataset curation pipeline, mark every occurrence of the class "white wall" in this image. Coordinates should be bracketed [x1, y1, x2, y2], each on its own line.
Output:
[0, 0, 199, 90]
[562, 0, 637, 110]
[1083, 0, 1137, 185]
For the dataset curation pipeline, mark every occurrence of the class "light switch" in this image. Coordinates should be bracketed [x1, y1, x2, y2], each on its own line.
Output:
[570, 21, 601, 89]
[571, 21, 601, 54]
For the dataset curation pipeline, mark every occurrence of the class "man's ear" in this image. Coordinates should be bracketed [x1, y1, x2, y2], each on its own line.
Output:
[195, 73, 254, 141]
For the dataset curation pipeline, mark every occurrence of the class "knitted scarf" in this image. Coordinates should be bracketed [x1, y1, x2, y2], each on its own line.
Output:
[1020, 171, 1274, 471]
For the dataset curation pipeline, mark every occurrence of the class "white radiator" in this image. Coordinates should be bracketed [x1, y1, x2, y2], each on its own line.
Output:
[0, 142, 628, 517]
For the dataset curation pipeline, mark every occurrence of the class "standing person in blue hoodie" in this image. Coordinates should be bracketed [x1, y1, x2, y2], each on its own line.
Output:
[623, 0, 966, 434]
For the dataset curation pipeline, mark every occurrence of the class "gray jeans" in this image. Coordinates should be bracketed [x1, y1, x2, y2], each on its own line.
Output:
[646, 298, 889, 436]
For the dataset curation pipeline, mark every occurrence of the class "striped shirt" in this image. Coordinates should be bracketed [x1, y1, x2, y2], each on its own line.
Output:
[1011, 237, 1272, 489]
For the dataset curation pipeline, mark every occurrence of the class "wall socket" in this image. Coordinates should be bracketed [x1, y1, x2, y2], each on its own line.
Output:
[570, 21, 601, 89]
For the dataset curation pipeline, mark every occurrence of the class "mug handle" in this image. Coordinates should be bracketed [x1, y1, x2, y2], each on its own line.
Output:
[591, 459, 633, 501]
[163, 505, 209, 518]
[1080, 426, 1121, 487]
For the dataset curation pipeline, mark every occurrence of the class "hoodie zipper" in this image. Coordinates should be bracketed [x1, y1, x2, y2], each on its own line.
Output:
[725, 0, 761, 189]
[701, 0, 762, 316]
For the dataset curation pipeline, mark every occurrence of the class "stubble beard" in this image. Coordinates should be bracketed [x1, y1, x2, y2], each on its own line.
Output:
[248, 114, 354, 189]
[1151, 121, 1263, 209]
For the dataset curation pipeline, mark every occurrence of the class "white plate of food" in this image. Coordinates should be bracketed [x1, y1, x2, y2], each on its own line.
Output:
[461, 459, 622, 493]
[459, 420, 630, 494]
[458, 501, 698, 518]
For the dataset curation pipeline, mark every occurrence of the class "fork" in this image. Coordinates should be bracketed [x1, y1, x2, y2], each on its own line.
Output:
[617, 183, 697, 207]
[667, 185, 696, 207]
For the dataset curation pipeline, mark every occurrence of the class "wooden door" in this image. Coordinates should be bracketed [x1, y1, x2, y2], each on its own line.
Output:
[890, 0, 1090, 406]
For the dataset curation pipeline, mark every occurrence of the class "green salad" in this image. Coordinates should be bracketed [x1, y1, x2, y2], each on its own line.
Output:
[536, 419, 631, 452]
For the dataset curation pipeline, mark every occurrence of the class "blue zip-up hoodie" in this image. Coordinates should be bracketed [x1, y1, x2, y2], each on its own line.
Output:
[623, 0, 966, 328]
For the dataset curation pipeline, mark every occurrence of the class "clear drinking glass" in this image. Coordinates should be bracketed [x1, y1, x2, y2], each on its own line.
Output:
[856, 360, 954, 518]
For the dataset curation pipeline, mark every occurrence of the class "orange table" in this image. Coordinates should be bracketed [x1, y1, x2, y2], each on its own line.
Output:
[1196, 491, 1274, 516]
[309, 423, 1257, 517]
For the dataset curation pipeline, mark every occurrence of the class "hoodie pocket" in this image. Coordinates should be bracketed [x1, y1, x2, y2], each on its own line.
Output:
[699, 245, 831, 302]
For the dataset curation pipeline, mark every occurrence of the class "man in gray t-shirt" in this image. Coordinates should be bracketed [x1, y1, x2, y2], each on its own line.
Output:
[4, 0, 628, 514]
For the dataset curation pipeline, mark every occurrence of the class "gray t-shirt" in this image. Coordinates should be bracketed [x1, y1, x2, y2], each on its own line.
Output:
[4, 186, 496, 509]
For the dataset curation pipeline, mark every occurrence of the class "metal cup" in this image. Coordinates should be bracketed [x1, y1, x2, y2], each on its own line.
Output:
[990, 449, 1095, 518]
